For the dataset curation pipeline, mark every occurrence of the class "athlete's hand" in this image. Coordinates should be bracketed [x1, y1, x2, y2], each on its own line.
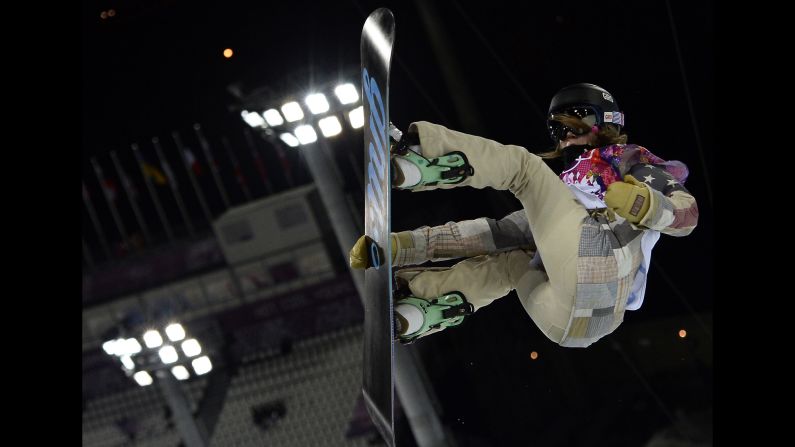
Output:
[605, 175, 651, 224]
[349, 235, 374, 269]
[349, 234, 405, 269]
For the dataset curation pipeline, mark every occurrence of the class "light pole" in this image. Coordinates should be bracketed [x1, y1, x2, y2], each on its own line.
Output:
[241, 79, 450, 447]
[102, 322, 213, 447]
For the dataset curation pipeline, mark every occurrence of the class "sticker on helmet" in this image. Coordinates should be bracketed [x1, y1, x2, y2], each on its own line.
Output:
[602, 92, 614, 102]
[603, 112, 625, 126]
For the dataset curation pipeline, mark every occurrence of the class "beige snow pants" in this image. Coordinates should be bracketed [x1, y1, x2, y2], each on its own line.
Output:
[396, 121, 589, 344]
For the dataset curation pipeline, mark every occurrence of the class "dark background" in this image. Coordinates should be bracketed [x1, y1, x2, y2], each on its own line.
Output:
[82, 0, 714, 445]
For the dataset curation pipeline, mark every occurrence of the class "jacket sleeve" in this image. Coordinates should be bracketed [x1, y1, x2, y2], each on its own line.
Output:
[626, 163, 699, 236]
[393, 210, 535, 266]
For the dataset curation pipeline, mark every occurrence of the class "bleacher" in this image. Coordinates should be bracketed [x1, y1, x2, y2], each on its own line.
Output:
[82, 324, 371, 446]
[82, 376, 206, 447]
[210, 324, 369, 446]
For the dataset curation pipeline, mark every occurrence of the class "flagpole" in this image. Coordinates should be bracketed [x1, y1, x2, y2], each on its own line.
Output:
[178, 135, 245, 304]
[131, 143, 176, 244]
[171, 130, 214, 227]
[83, 181, 112, 260]
[346, 149, 365, 192]
[221, 135, 252, 202]
[91, 157, 129, 254]
[83, 238, 95, 269]
[153, 136, 196, 238]
[111, 150, 153, 246]
[272, 137, 294, 188]
[243, 128, 273, 194]
[193, 123, 231, 209]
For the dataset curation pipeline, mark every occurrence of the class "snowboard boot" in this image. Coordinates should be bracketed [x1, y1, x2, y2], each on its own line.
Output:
[393, 288, 474, 344]
[389, 124, 474, 189]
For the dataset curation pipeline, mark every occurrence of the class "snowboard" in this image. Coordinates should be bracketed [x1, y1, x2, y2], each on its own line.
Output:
[360, 7, 397, 447]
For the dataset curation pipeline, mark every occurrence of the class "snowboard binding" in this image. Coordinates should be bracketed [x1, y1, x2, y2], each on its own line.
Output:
[389, 123, 474, 189]
[393, 287, 474, 344]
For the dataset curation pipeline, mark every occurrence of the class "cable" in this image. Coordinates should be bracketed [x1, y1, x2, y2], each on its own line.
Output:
[665, 0, 713, 207]
[449, 0, 547, 121]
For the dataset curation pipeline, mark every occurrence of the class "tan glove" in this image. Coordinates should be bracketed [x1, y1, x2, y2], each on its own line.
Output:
[349, 233, 410, 269]
[604, 175, 651, 224]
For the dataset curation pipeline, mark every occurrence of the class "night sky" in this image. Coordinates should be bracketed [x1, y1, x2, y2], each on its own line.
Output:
[82, 0, 714, 444]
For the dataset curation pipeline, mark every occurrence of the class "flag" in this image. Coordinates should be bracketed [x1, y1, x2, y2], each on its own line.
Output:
[142, 162, 167, 185]
[101, 179, 117, 201]
[234, 165, 246, 186]
[221, 135, 252, 202]
[274, 144, 291, 173]
[161, 160, 177, 188]
[183, 147, 202, 176]
[274, 144, 293, 186]
[93, 161, 117, 202]
[131, 142, 176, 242]
[242, 128, 273, 193]
[252, 151, 269, 185]
[117, 165, 138, 200]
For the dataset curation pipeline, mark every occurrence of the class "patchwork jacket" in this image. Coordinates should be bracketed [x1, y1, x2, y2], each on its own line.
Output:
[393, 142, 698, 347]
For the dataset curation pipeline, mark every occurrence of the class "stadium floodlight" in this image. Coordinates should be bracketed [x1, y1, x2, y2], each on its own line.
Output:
[158, 345, 179, 364]
[102, 340, 118, 356]
[133, 371, 153, 386]
[242, 110, 266, 128]
[181, 339, 202, 357]
[171, 365, 190, 381]
[124, 338, 142, 355]
[165, 323, 186, 342]
[348, 106, 364, 129]
[281, 101, 304, 122]
[305, 93, 330, 115]
[334, 83, 359, 104]
[263, 109, 285, 126]
[295, 125, 318, 145]
[280, 133, 300, 147]
[102, 337, 128, 356]
[318, 116, 343, 137]
[143, 330, 164, 348]
[104, 321, 213, 386]
[121, 355, 135, 370]
[192, 356, 213, 375]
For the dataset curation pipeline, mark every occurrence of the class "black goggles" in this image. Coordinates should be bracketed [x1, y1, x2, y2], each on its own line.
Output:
[546, 106, 600, 142]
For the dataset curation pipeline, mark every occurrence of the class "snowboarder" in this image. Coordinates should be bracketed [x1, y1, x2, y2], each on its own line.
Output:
[350, 83, 698, 347]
